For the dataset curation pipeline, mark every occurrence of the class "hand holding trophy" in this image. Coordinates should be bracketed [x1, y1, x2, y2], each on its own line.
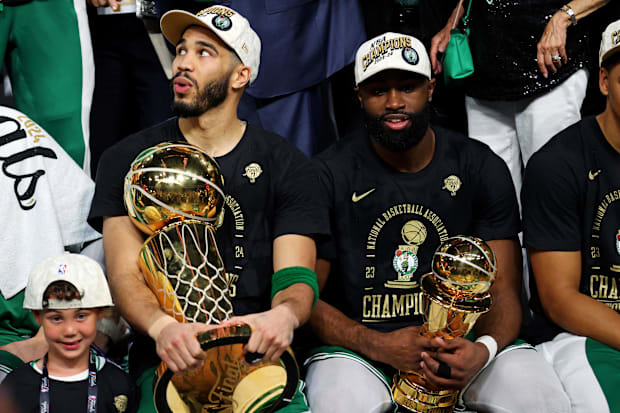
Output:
[392, 236, 497, 413]
[124, 142, 299, 413]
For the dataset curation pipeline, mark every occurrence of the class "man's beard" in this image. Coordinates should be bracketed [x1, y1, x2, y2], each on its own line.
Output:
[363, 102, 431, 152]
[171, 72, 229, 118]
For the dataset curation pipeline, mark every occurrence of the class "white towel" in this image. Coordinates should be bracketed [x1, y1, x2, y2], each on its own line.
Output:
[0, 106, 101, 299]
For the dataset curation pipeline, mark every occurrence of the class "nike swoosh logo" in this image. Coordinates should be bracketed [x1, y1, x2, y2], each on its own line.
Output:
[352, 188, 376, 203]
[589, 169, 601, 180]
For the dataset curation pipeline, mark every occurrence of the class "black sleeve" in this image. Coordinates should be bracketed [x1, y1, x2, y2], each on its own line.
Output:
[522, 149, 582, 251]
[272, 145, 330, 239]
[125, 376, 138, 413]
[87, 145, 132, 233]
[313, 157, 337, 261]
[1, 364, 38, 413]
[471, 148, 521, 241]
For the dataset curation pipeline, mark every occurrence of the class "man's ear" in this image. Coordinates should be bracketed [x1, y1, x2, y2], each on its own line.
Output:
[427, 78, 436, 102]
[231, 65, 251, 90]
[356, 87, 363, 108]
[599, 67, 609, 97]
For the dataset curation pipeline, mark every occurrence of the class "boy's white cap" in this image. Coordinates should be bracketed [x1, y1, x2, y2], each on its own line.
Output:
[161, 5, 261, 84]
[600, 19, 620, 67]
[355, 32, 431, 86]
[23, 253, 113, 310]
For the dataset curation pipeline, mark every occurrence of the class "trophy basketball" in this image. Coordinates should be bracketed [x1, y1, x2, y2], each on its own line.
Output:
[392, 236, 497, 413]
[124, 142, 299, 413]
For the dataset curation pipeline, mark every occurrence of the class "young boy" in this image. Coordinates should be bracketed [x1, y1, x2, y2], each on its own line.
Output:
[1, 253, 137, 413]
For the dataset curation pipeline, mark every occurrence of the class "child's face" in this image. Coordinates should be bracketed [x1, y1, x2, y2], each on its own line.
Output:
[34, 308, 103, 364]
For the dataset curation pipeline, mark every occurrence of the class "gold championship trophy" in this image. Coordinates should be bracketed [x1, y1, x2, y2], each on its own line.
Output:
[124, 142, 299, 413]
[392, 236, 497, 413]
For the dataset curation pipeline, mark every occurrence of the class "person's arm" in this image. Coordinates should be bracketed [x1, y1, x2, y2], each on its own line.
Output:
[429, 1, 466, 75]
[0, 327, 47, 363]
[102, 216, 213, 372]
[223, 234, 317, 361]
[537, 0, 610, 77]
[271, 234, 317, 325]
[309, 259, 433, 372]
[530, 249, 620, 350]
[471, 239, 522, 349]
[420, 238, 522, 389]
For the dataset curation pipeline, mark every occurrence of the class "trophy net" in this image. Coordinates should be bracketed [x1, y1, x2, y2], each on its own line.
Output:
[139, 220, 233, 324]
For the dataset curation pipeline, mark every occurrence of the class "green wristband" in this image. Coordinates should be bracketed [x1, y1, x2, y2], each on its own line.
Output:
[271, 266, 319, 307]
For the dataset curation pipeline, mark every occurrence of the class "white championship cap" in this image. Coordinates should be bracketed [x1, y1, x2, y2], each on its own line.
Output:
[600, 19, 620, 67]
[161, 5, 261, 84]
[354, 32, 431, 86]
[24, 253, 114, 310]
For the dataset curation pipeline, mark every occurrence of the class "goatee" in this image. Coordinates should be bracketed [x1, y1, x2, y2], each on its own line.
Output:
[171, 72, 229, 118]
[364, 102, 431, 152]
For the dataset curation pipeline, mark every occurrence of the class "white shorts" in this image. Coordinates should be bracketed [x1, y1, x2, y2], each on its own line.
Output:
[537, 332, 620, 413]
[304, 343, 571, 413]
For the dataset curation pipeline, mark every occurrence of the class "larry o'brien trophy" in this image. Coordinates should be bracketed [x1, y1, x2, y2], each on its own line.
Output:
[124, 142, 299, 413]
[392, 236, 497, 413]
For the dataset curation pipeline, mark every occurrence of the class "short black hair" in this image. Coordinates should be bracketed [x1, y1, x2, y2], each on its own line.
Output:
[602, 51, 620, 71]
[228, 50, 243, 69]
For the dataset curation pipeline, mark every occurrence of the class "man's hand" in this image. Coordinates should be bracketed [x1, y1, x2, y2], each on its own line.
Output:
[222, 303, 299, 362]
[536, 11, 571, 78]
[419, 337, 488, 389]
[368, 326, 433, 373]
[153, 320, 216, 373]
[86, 0, 119, 10]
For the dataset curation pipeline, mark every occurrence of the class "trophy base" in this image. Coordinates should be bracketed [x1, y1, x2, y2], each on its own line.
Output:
[154, 325, 300, 413]
[384, 280, 418, 289]
[392, 372, 458, 413]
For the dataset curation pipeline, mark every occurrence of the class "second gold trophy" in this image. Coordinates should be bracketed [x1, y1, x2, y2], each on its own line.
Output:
[392, 236, 497, 413]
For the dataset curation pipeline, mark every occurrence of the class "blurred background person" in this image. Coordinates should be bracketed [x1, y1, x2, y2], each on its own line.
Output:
[0, 0, 94, 173]
[87, 0, 172, 174]
[430, 0, 611, 200]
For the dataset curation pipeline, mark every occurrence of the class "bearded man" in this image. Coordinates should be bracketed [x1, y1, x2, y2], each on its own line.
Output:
[302, 32, 570, 413]
[88, 6, 326, 412]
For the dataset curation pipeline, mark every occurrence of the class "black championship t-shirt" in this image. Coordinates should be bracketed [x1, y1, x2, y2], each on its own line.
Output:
[2, 357, 137, 413]
[88, 118, 328, 375]
[315, 127, 520, 332]
[522, 116, 620, 341]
